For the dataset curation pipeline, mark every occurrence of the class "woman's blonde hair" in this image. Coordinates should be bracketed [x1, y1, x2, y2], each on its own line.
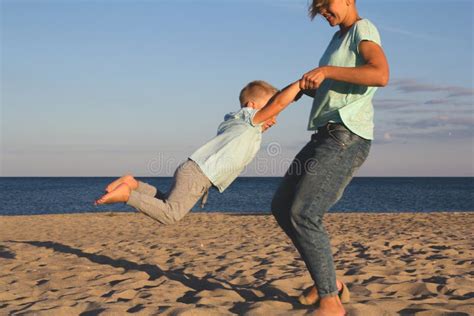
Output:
[309, 0, 330, 20]
[309, 0, 356, 20]
[239, 80, 278, 106]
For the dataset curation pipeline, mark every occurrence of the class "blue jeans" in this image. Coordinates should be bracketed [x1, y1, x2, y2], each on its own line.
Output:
[271, 122, 371, 298]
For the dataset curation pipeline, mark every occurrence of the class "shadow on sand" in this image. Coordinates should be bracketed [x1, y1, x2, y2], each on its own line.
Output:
[8, 240, 304, 313]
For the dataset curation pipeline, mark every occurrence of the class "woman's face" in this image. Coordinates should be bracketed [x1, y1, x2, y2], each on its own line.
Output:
[318, 0, 350, 27]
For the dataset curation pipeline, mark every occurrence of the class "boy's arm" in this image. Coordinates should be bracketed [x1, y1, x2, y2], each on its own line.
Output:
[252, 80, 301, 125]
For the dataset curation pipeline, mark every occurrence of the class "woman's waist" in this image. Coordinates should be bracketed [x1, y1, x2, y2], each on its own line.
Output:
[311, 121, 372, 144]
[315, 121, 347, 135]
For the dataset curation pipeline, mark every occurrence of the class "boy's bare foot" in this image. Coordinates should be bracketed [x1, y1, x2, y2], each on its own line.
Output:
[105, 174, 138, 193]
[95, 183, 131, 205]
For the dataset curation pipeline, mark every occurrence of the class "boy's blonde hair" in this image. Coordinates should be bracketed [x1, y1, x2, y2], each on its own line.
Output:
[309, 0, 356, 20]
[239, 80, 278, 106]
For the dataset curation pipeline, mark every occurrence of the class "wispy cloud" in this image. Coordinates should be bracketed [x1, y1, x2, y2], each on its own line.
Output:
[395, 115, 474, 129]
[374, 125, 473, 144]
[391, 79, 474, 97]
[236, 0, 307, 11]
[373, 79, 473, 143]
[400, 108, 473, 114]
[262, 0, 307, 10]
[375, 98, 472, 113]
[374, 98, 418, 109]
[374, 79, 473, 116]
[374, 113, 474, 144]
[378, 25, 440, 42]
[394, 126, 472, 140]
[424, 98, 472, 106]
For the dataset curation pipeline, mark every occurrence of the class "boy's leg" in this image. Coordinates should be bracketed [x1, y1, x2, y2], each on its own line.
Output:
[127, 160, 211, 224]
[135, 181, 167, 200]
[164, 160, 211, 219]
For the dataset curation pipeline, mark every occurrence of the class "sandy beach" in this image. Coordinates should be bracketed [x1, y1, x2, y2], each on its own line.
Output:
[0, 212, 472, 315]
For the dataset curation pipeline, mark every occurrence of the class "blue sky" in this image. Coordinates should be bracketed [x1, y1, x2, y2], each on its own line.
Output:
[1, 0, 473, 176]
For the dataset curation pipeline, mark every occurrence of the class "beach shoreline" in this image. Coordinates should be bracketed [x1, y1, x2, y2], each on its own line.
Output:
[1, 212, 473, 315]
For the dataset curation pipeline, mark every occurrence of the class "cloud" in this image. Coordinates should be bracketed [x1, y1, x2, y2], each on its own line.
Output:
[395, 115, 474, 129]
[373, 113, 474, 144]
[235, 0, 306, 11]
[262, 0, 307, 10]
[374, 125, 473, 144]
[373, 79, 473, 143]
[374, 99, 473, 115]
[374, 79, 473, 116]
[425, 99, 450, 105]
[394, 127, 472, 140]
[383, 132, 392, 140]
[389, 115, 474, 140]
[424, 98, 472, 106]
[378, 25, 440, 42]
[400, 108, 473, 114]
[374, 98, 418, 109]
[391, 79, 474, 97]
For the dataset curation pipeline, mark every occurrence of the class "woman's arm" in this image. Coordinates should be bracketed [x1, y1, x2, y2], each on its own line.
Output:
[252, 80, 301, 125]
[301, 41, 389, 90]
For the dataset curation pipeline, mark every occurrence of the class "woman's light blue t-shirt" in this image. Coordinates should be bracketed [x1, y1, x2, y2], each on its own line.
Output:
[308, 19, 382, 140]
[189, 107, 262, 192]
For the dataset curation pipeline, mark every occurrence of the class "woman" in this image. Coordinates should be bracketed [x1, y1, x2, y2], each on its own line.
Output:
[271, 0, 389, 315]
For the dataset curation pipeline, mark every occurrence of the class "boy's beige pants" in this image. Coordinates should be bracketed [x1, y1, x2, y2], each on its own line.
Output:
[127, 159, 212, 224]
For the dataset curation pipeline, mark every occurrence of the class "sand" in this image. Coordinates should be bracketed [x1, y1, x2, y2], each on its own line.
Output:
[0, 212, 473, 316]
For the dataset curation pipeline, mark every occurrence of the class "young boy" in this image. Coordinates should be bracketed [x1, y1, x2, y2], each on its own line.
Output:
[95, 80, 302, 224]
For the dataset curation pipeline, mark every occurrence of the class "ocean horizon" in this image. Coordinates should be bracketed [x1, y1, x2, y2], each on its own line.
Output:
[1, 176, 473, 216]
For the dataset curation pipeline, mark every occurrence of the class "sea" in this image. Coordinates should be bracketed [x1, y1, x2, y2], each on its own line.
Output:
[0, 177, 473, 216]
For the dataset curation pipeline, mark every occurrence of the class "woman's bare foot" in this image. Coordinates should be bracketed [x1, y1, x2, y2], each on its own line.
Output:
[299, 280, 344, 305]
[95, 183, 131, 205]
[314, 295, 346, 316]
[105, 174, 138, 193]
[299, 285, 319, 305]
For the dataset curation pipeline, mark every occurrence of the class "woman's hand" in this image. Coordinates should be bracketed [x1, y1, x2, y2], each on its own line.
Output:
[300, 67, 328, 90]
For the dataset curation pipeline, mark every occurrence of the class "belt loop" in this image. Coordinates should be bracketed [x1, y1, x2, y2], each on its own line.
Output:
[326, 122, 333, 131]
[200, 188, 209, 208]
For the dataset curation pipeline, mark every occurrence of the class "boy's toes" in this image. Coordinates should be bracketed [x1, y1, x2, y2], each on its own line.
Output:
[96, 184, 130, 205]
[105, 174, 136, 193]
[105, 184, 115, 193]
[95, 192, 111, 205]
